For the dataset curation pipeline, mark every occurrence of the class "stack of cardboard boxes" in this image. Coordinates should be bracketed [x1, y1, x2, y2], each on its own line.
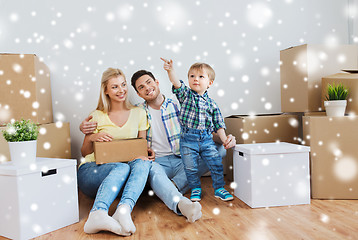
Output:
[225, 44, 358, 199]
[0, 54, 71, 161]
[280, 44, 358, 200]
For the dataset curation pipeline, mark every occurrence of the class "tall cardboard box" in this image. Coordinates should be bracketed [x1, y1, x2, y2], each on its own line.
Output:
[224, 114, 300, 181]
[0, 54, 53, 125]
[321, 72, 358, 115]
[280, 44, 358, 112]
[303, 116, 358, 199]
[0, 122, 71, 163]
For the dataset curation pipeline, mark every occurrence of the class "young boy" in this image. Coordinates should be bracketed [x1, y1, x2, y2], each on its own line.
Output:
[161, 58, 234, 202]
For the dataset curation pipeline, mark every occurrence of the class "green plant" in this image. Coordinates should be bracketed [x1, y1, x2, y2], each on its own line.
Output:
[2, 119, 39, 142]
[325, 83, 349, 101]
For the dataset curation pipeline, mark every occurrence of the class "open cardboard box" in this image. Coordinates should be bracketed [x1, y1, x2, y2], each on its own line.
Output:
[94, 138, 148, 164]
[321, 70, 358, 115]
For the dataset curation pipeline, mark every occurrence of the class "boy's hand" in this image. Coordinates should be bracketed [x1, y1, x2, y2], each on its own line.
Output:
[160, 57, 173, 72]
[160, 57, 181, 88]
[223, 134, 236, 149]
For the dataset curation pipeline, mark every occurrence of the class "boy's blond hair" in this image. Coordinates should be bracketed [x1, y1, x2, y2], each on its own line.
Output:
[188, 63, 215, 82]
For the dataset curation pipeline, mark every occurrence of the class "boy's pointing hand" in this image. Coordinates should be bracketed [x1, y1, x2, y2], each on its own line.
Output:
[160, 57, 173, 71]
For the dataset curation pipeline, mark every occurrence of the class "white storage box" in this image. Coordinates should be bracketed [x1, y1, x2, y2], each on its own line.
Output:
[233, 142, 310, 208]
[0, 158, 79, 240]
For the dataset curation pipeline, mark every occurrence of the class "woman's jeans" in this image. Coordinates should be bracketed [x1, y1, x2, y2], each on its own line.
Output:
[78, 159, 152, 212]
[180, 127, 225, 190]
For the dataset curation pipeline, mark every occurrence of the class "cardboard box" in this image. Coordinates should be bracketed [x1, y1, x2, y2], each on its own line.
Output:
[303, 116, 358, 199]
[0, 54, 53, 125]
[94, 138, 148, 164]
[321, 72, 358, 115]
[0, 122, 71, 163]
[0, 158, 79, 240]
[280, 44, 358, 112]
[224, 114, 300, 181]
[234, 142, 310, 208]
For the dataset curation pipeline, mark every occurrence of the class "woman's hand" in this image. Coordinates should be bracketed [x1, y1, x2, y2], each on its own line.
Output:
[90, 132, 113, 142]
[79, 115, 98, 134]
[147, 147, 155, 161]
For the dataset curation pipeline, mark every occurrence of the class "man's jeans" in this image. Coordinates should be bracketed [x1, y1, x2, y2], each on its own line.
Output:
[78, 159, 152, 212]
[180, 127, 226, 190]
[148, 143, 225, 214]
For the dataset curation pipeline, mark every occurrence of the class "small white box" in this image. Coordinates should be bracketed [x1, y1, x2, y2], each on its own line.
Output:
[233, 142, 310, 208]
[0, 158, 79, 240]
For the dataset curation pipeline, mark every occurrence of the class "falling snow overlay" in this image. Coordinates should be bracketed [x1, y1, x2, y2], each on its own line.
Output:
[0, 1, 358, 239]
[0, 0, 357, 161]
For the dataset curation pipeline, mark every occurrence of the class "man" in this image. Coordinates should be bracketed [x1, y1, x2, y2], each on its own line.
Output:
[80, 69, 236, 222]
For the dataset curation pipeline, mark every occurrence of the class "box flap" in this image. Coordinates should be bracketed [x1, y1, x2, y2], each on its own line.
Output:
[234, 142, 310, 155]
[0, 157, 76, 176]
[342, 69, 358, 74]
[226, 113, 284, 119]
[323, 72, 358, 79]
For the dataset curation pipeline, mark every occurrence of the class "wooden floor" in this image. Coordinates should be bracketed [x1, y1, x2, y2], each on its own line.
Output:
[1, 177, 358, 240]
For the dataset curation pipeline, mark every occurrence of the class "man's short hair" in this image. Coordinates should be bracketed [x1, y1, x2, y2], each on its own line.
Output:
[131, 70, 156, 92]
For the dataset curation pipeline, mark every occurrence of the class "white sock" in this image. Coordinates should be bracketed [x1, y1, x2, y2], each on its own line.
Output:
[84, 209, 130, 236]
[113, 204, 136, 233]
[178, 197, 202, 223]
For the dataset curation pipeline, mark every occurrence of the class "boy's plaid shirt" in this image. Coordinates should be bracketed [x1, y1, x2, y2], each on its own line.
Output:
[172, 80, 226, 133]
[137, 96, 181, 156]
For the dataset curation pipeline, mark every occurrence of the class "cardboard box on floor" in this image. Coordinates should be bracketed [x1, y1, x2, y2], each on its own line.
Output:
[303, 116, 358, 199]
[321, 71, 358, 115]
[0, 54, 53, 125]
[0, 122, 71, 162]
[224, 114, 300, 181]
[280, 44, 358, 113]
[94, 138, 148, 164]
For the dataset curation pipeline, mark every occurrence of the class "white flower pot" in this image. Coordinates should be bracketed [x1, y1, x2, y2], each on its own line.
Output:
[324, 100, 347, 117]
[8, 140, 37, 166]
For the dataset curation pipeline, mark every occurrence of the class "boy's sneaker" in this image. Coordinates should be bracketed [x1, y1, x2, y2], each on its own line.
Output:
[190, 188, 202, 202]
[214, 188, 234, 201]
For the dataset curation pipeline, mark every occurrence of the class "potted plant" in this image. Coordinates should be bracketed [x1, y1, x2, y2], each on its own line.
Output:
[2, 119, 39, 165]
[324, 83, 349, 117]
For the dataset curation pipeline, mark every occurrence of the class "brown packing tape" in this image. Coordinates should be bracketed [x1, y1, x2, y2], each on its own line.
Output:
[94, 138, 148, 164]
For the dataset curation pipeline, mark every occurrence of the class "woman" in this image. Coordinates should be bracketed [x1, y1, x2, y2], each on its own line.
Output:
[78, 68, 154, 236]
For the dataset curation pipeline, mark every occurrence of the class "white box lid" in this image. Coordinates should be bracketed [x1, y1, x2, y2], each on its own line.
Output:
[0, 157, 77, 176]
[234, 142, 310, 155]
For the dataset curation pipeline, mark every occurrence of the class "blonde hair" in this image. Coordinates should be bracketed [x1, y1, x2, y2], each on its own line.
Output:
[188, 63, 215, 82]
[96, 68, 133, 113]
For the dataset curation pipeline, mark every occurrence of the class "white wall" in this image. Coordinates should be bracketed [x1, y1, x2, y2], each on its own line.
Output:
[0, 0, 356, 160]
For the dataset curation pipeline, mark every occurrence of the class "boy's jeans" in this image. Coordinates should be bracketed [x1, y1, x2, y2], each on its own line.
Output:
[180, 127, 226, 190]
[78, 159, 152, 212]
